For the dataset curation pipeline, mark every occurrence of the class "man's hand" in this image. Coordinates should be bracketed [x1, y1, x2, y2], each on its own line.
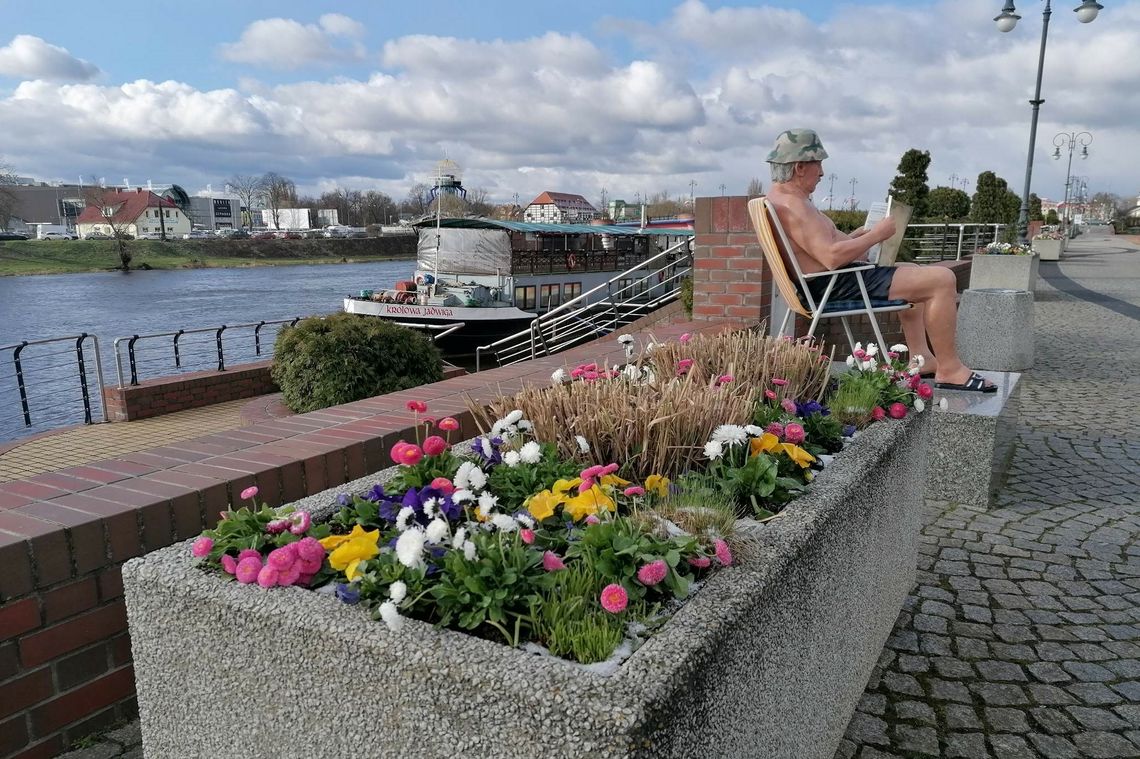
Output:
[871, 216, 897, 242]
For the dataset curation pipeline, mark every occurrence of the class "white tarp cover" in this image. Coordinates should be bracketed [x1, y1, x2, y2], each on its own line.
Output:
[417, 228, 512, 275]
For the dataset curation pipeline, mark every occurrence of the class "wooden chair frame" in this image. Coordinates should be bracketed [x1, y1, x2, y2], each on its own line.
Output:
[747, 197, 912, 353]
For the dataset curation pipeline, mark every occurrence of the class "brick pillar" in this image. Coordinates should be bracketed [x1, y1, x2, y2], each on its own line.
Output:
[691, 195, 771, 323]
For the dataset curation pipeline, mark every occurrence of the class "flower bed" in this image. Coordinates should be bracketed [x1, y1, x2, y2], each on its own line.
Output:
[124, 331, 931, 758]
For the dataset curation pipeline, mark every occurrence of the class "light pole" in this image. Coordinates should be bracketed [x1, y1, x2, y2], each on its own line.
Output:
[827, 173, 838, 210]
[1052, 131, 1091, 234]
[995, 0, 1103, 244]
[848, 177, 858, 210]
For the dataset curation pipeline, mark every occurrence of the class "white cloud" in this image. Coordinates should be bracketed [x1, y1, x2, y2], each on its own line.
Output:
[0, 35, 99, 81]
[1, 1, 1138, 208]
[218, 15, 366, 70]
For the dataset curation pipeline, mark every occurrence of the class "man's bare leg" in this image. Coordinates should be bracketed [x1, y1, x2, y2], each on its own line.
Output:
[887, 266, 989, 387]
[896, 302, 936, 374]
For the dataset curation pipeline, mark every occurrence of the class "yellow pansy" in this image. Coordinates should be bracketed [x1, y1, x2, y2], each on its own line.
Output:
[563, 485, 616, 521]
[322, 525, 380, 580]
[526, 489, 564, 522]
[600, 473, 631, 489]
[644, 474, 670, 498]
[779, 443, 817, 469]
[319, 523, 371, 551]
[552, 477, 582, 496]
[749, 433, 781, 457]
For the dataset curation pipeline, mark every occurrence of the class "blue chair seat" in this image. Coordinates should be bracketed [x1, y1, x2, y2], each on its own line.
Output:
[820, 298, 909, 314]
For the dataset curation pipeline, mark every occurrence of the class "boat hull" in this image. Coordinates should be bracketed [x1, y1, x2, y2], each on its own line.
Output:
[342, 298, 536, 357]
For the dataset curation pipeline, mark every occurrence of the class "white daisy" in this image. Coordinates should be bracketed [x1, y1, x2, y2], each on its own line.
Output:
[938, 397, 948, 410]
[503, 451, 521, 468]
[575, 435, 590, 453]
[379, 601, 404, 632]
[551, 368, 568, 384]
[617, 334, 634, 345]
[468, 467, 487, 490]
[914, 398, 926, 413]
[422, 497, 438, 519]
[704, 440, 725, 460]
[451, 488, 473, 504]
[520, 441, 542, 464]
[452, 527, 467, 548]
[477, 491, 498, 516]
[480, 438, 494, 458]
[517, 419, 533, 432]
[425, 518, 449, 545]
[711, 424, 748, 446]
[515, 513, 534, 529]
[463, 540, 477, 561]
[454, 461, 475, 490]
[890, 344, 909, 353]
[491, 514, 517, 532]
[395, 506, 415, 532]
[395, 528, 425, 569]
[388, 580, 407, 604]
[846, 356, 856, 367]
[744, 425, 764, 437]
[866, 342, 879, 357]
[505, 409, 524, 425]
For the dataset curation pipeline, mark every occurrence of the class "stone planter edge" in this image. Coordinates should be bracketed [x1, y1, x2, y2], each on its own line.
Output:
[124, 412, 929, 759]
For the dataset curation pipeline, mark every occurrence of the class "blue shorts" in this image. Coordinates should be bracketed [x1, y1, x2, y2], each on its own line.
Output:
[806, 265, 897, 305]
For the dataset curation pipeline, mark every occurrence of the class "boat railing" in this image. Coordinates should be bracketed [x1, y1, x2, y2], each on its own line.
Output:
[475, 238, 692, 371]
[0, 334, 107, 441]
[112, 318, 304, 388]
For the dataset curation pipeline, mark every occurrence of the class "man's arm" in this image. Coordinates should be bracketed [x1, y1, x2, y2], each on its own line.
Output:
[786, 202, 896, 270]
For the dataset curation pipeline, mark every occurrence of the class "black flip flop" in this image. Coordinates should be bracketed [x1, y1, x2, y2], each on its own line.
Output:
[935, 372, 997, 393]
[919, 371, 935, 379]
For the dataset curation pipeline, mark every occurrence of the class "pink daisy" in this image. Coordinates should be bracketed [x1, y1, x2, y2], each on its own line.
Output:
[714, 539, 733, 566]
[600, 583, 629, 613]
[637, 560, 668, 587]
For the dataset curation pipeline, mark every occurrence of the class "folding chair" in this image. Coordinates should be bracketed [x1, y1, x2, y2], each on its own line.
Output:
[747, 197, 912, 354]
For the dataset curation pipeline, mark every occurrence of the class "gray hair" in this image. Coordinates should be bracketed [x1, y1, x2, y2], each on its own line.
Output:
[769, 162, 796, 183]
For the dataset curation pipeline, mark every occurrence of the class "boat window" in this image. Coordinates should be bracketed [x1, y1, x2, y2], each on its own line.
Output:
[540, 284, 561, 308]
[563, 282, 582, 302]
[514, 285, 537, 310]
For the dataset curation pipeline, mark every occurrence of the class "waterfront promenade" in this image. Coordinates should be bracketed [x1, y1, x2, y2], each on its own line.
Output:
[7, 232, 1139, 758]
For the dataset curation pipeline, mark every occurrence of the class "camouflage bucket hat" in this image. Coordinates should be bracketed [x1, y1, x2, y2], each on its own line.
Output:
[766, 129, 829, 164]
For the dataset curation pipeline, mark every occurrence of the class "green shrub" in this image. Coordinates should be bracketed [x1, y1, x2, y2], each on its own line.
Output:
[271, 313, 444, 413]
[680, 275, 693, 317]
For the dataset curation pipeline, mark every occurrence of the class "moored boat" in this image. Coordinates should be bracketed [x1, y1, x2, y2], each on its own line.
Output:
[342, 218, 692, 356]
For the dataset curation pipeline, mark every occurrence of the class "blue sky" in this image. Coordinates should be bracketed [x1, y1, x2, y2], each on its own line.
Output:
[0, 1, 1135, 209]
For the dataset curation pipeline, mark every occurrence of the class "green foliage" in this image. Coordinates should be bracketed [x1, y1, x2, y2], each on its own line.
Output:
[801, 412, 844, 456]
[888, 148, 932, 218]
[970, 171, 1019, 224]
[198, 504, 330, 568]
[485, 443, 582, 512]
[567, 516, 699, 601]
[823, 209, 868, 233]
[827, 381, 882, 429]
[533, 562, 627, 664]
[430, 531, 554, 646]
[271, 313, 443, 413]
[1045, 209, 1060, 225]
[925, 186, 971, 220]
[680, 275, 693, 316]
[1029, 193, 1043, 221]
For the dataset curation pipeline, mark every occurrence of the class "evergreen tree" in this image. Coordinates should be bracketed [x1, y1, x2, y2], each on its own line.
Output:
[888, 149, 932, 218]
[1029, 193, 1043, 221]
[926, 186, 971, 220]
[970, 171, 1017, 224]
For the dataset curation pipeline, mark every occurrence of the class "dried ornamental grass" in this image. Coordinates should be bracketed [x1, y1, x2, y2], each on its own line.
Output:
[642, 328, 833, 403]
[471, 371, 754, 480]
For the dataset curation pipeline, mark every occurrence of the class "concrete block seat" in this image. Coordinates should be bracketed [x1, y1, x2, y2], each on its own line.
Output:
[925, 371, 1021, 511]
[957, 288, 1034, 372]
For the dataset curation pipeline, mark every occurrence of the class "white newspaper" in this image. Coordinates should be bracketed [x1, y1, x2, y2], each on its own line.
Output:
[862, 198, 892, 265]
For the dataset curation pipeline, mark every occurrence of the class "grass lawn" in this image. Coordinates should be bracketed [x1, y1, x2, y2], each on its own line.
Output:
[0, 238, 415, 276]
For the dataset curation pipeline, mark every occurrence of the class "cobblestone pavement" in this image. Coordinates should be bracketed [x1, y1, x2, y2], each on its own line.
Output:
[57, 235, 1140, 759]
[837, 234, 1140, 759]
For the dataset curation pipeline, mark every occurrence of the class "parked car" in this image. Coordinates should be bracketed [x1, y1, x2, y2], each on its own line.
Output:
[182, 230, 214, 239]
[279, 231, 302, 240]
[228, 230, 250, 239]
[347, 231, 369, 239]
[252, 231, 276, 240]
[42, 231, 78, 240]
[0, 232, 29, 241]
[84, 232, 112, 240]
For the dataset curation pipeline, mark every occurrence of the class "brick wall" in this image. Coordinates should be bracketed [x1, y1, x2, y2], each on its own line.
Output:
[102, 362, 278, 422]
[691, 196, 772, 325]
[0, 317, 724, 759]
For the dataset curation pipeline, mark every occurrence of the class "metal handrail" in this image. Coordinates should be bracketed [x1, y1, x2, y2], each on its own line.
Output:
[113, 317, 302, 388]
[902, 223, 1007, 260]
[474, 238, 692, 371]
[1, 334, 107, 435]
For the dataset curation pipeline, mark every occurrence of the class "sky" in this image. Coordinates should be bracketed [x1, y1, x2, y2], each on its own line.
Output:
[1, 0, 1137, 211]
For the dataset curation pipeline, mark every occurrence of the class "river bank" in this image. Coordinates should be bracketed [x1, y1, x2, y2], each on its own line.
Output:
[0, 236, 416, 276]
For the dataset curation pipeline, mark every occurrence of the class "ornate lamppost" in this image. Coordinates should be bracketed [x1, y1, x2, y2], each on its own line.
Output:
[994, 0, 1103, 244]
[1052, 132, 1091, 234]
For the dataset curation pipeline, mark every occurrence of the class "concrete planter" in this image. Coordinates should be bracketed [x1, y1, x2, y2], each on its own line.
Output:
[124, 414, 928, 759]
[1033, 239, 1063, 260]
[969, 253, 1039, 292]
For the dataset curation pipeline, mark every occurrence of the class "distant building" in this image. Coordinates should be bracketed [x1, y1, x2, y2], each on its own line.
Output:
[522, 192, 599, 224]
[75, 188, 191, 239]
[607, 199, 646, 223]
[0, 182, 87, 235]
[317, 209, 339, 227]
[188, 193, 242, 230]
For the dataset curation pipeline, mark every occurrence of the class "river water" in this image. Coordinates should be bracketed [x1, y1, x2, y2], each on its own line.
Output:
[0, 260, 413, 441]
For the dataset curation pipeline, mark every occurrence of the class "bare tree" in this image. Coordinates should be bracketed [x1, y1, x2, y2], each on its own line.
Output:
[400, 183, 432, 217]
[746, 177, 764, 198]
[0, 159, 17, 231]
[225, 174, 266, 230]
[466, 187, 494, 217]
[82, 187, 136, 271]
[261, 172, 296, 230]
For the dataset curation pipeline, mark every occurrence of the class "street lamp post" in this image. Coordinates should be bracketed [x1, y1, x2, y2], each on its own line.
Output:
[1052, 131, 1091, 234]
[995, 0, 1103, 244]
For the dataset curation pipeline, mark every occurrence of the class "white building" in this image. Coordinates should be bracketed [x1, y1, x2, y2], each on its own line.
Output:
[522, 191, 599, 224]
[75, 189, 191, 239]
[260, 208, 313, 230]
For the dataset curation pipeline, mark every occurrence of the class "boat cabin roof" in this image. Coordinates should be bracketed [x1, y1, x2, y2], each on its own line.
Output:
[414, 218, 693, 237]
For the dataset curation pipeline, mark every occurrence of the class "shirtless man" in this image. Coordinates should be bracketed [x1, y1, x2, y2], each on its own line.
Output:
[765, 128, 996, 393]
